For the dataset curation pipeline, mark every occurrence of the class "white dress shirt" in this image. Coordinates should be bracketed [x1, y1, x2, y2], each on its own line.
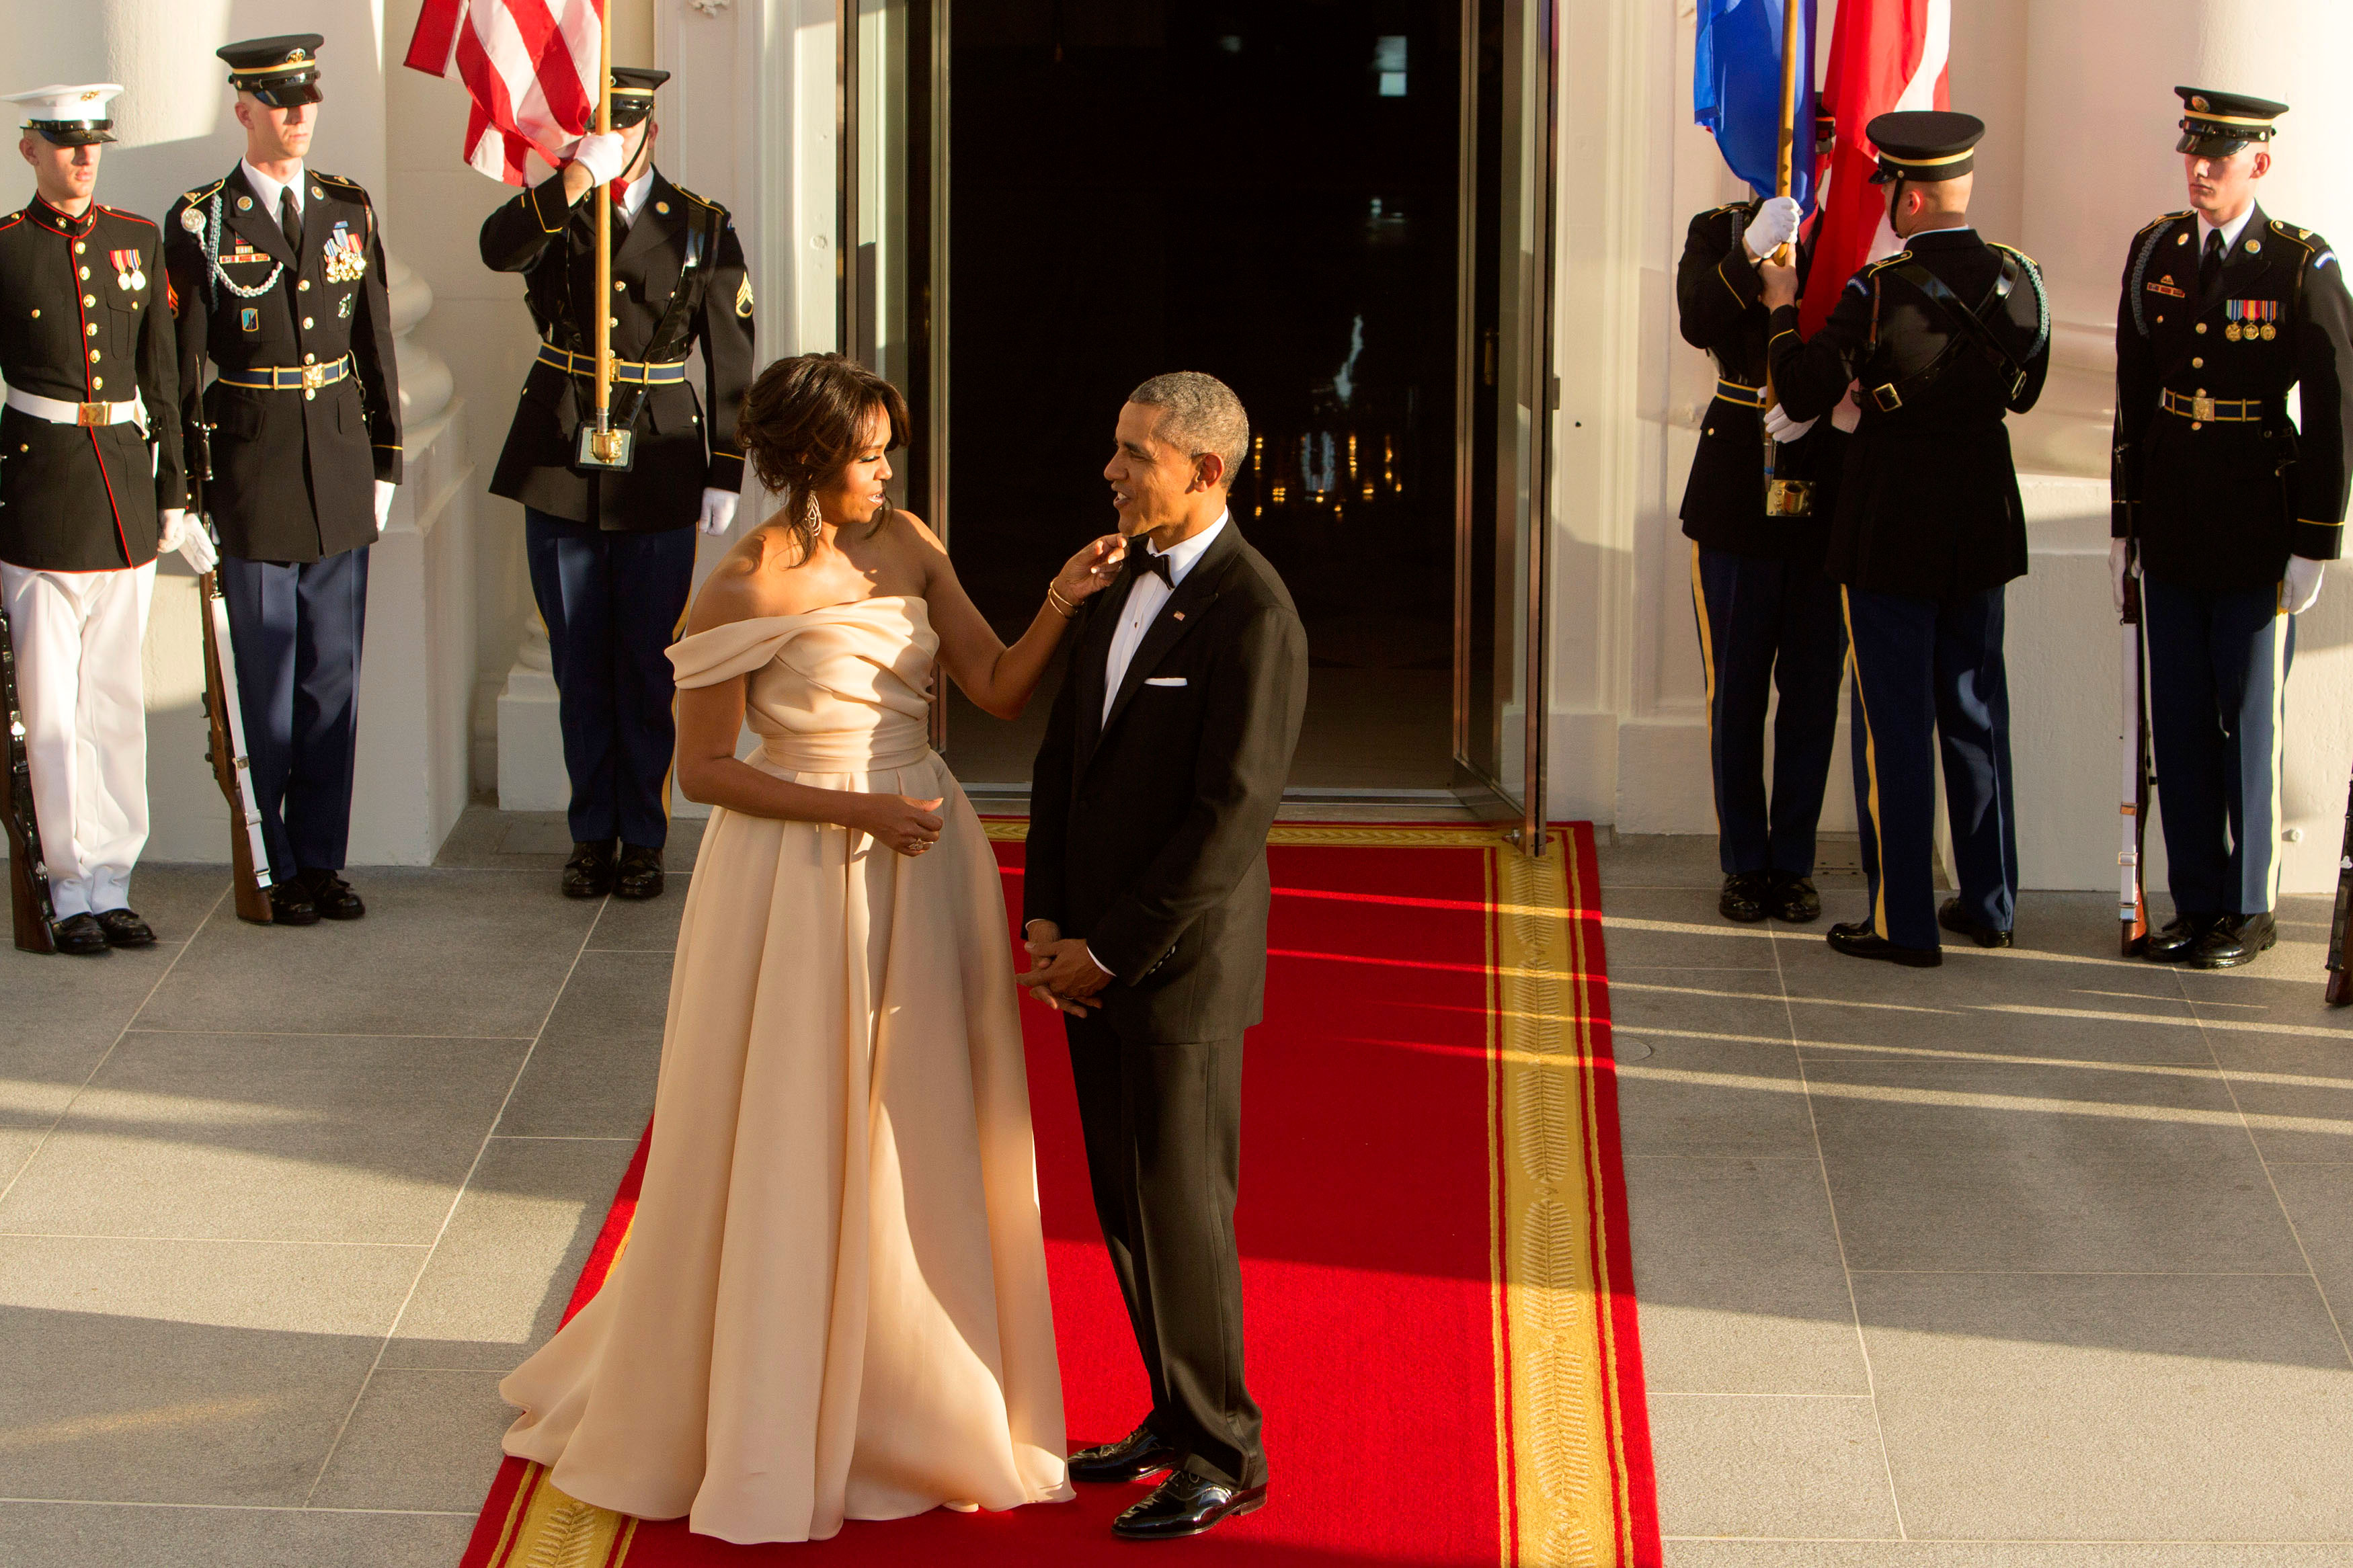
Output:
[615, 166, 654, 224]
[1102, 511, 1228, 725]
[239, 159, 305, 224]
[2198, 204, 2257, 263]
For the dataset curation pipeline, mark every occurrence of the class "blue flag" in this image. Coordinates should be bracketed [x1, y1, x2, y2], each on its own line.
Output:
[1694, 0, 1818, 214]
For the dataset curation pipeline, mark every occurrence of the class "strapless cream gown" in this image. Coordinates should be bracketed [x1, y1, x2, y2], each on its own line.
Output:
[499, 595, 1072, 1544]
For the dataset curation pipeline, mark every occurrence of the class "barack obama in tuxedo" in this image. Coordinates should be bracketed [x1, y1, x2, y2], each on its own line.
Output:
[1020, 374, 1308, 1539]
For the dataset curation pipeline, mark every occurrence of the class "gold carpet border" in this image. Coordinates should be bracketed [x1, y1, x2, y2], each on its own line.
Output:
[1490, 831, 1628, 1565]
[982, 818, 1515, 849]
[491, 1463, 637, 1568]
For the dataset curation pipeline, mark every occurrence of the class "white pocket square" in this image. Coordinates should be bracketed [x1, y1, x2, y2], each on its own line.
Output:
[1144, 676, 1188, 687]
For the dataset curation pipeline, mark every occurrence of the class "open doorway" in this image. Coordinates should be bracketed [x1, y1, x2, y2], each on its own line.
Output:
[936, 1, 1464, 794]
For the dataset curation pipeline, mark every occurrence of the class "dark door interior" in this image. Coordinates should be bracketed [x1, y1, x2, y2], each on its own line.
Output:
[939, 0, 1465, 792]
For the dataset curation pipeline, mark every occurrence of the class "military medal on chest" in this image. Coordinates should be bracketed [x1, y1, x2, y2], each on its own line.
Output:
[108, 247, 144, 293]
[2224, 298, 2280, 342]
[323, 224, 366, 284]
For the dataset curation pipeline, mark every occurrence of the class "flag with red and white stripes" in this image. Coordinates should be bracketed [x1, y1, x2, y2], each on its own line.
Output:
[1802, 0, 1950, 336]
[403, 0, 603, 185]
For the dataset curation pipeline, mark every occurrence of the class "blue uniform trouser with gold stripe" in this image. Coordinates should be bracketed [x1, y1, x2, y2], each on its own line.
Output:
[1689, 545, 1847, 876]
[218, 546, 370, 879]
[2141, 576, 2293, 917]
[524, 510, 697, 850]
[1841, 584, 2018, 950]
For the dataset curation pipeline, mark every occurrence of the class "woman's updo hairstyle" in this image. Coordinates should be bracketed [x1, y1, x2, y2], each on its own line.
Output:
[737, 353, 912, 557]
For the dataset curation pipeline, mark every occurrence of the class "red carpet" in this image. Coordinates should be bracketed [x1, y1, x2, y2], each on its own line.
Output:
[458, 824, 1657, 1566]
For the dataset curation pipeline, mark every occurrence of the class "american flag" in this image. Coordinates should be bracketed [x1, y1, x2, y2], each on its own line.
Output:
[403, 0, 603, 185]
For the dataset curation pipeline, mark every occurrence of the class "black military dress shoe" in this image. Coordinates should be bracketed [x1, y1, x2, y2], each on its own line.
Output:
[1827, 919, 1942, 967]
[1067, 1424, 1181, 1484]
[1718, 870, 1771, 923]
[2143, 912, 2217, 962]
[1938, 897, 2012, 948]
[1767, 873, 1821, 923]
[614, 844, 665, 901]
[1111, 1469, 1268, 1540]
[298, 869, 365, 921]
[267, 879, 322, 925]
[2188, 911, 2276, 971]
[51, 911, 110, 956]
[94, 909, 156, 948]
[563, 841, 615, 899]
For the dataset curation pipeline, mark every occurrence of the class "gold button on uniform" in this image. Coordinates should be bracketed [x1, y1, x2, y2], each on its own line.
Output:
[298, 280, 310, 292]
[81, 294, 93, 306]
[88, 349, 99, 363]
[77, 266, 89, 280]
[614, 281, 625, 293]
[73, 241, 85, 254]
[91, 377, 102, 390]
[2195, 323, 2207, 335]
[84, 323, 96, 336]
[2192, 357, 2204, 368]
[304, 353, 317, 364]
[303, 317, 313, 329]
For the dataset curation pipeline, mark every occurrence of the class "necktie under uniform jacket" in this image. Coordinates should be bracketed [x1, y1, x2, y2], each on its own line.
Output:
[2112, 206, 2353, 916]
[1767, 227, 2052, 949]
[479, 169, 755, 854]
[0, 197, 186, 918]
[1675, 199, 1849, 881]
[1023, 522, 1308, 1494]
[164, 165, 403, 883]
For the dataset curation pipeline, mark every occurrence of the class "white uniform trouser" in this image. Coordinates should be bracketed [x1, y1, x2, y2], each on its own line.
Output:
[1, 561, 155, 919]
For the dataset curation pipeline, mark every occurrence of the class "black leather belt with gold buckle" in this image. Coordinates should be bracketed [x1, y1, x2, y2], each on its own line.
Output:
[535, 345, 690, 386]
[2159, 389, 2264, 424]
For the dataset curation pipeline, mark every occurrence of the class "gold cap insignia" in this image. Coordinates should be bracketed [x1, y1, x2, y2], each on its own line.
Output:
[80, 89, 100, 101]
[2190, 95, 2209, 111]
[289, 49, 311, 63]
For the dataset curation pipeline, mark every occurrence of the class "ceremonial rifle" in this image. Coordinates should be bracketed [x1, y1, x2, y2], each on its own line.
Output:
[2118, 539, 2151, 956]
[2, 593, 57, 953]
[2325, 755, 2353, 1005]
[188, 417, 274, 924]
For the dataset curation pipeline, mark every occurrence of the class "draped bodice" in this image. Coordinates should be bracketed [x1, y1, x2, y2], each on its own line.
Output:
[667, 596, 938, 773]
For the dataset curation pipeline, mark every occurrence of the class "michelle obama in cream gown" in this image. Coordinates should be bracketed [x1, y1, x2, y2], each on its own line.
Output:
[497, 355, 1121, 1544]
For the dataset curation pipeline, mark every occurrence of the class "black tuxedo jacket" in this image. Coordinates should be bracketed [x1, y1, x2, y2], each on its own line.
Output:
[1024, 521, 1308, 1043]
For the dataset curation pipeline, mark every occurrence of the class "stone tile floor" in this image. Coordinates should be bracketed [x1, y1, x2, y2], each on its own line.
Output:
[1603, 834, 2353, 1566]
[0, 817, 2346, 1565]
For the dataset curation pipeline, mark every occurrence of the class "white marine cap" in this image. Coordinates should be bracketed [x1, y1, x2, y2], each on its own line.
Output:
[5, 84, 124, 145]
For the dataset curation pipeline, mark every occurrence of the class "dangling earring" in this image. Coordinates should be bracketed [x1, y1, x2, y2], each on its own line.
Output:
[804, 492, 823, 536]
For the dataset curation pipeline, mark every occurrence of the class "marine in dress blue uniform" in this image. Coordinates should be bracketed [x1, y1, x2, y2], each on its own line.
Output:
[2112, 89, 2353, 969]
[1763, 112, 2051, 966]
[478, 67, 754, 901]
[1677, 173, 1849, 926]
[0, 84, 190, 955]
[163, 37, 402, 925]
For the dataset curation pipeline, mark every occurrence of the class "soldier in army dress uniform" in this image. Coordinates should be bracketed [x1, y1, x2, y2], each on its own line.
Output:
[163, 36, 402, 926]
[1, 84, 204, 955]
[1676, 169, 1848, 928]
[2110, 89, 2353, 970]
[1761, 111, 2051, 967]
[479, 67, 754, 902]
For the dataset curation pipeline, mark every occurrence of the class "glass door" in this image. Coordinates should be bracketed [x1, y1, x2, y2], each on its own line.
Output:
[839, 0, 948, 737]
[1454, 0, 1556, 852]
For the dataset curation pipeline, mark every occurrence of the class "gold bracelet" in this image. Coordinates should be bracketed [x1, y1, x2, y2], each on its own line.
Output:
[1046, 583, 1078, 620]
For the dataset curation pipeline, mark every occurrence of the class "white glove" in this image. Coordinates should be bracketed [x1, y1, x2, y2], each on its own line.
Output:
[1744, 195, 1802, 261]
[571, 131, 629, 188]
[1763, 403, 1816, 442]
[696, 487, 740, 537]
[2109, 538, 2135, 614]
[2282, 555, 2325, 614]
[374, 480, 397, 534]
[159, 508, 218, 573]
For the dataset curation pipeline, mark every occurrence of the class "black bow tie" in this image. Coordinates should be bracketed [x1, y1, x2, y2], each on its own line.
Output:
[1127, 548, 1172, 587]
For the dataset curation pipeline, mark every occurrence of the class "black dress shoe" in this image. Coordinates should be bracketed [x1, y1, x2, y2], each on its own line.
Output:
[298, 869, 365, 921]
[2144, 912, 2217, 962]
[1938, 897, 2012, 949]
[267, 879, 322, 926]
[562, 841, 615, 899]
[1719, 870, 1771, 923]
[1067, 1424, 1181, 1484]
[1111, 1469, 1268, 1540]
[614, 844, 665, 901]
[94, 909, 156, 948]
[51, 912, 110, 956]
[1827, 919, 1942, 968]
[2188, 911, 2277, 971]
[1767, 873, 1822, 924]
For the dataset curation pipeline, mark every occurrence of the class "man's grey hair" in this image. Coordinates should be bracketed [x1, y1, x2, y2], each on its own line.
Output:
[1127, 372, 1250, 490]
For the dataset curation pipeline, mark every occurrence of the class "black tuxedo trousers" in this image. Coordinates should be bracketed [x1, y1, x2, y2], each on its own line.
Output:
[1025, 522, 1306, 1489]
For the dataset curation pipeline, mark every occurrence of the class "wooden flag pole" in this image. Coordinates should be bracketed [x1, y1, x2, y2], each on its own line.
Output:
[593, 6, 614, 427]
